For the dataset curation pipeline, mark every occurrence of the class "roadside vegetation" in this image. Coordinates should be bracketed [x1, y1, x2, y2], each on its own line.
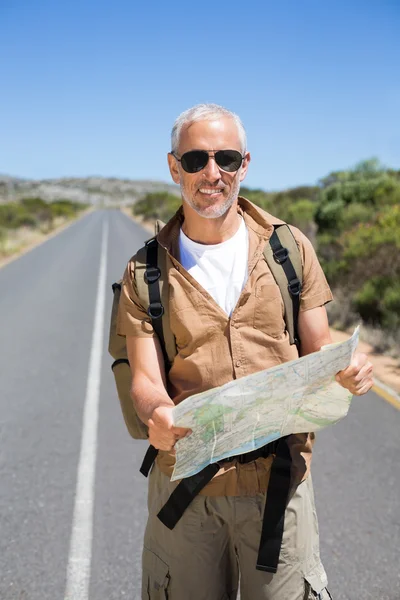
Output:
[0, 197, 88, 260]
[132, 159, 400, 356]
[133, 192, 181, 224]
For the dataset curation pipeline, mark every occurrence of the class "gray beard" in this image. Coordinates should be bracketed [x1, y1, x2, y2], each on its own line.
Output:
[180, 175, 241, 219]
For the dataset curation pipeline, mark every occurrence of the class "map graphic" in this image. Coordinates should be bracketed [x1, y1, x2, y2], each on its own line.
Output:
[171, 327, 360, 481]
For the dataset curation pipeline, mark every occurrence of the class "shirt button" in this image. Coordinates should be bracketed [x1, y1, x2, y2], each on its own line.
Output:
[236, 360, 241, 367]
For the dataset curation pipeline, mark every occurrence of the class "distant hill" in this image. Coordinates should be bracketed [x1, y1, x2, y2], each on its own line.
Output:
[0, 175, 181, 207]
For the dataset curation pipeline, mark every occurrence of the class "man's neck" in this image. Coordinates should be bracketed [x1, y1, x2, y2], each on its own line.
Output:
[181, 202, 242, 245]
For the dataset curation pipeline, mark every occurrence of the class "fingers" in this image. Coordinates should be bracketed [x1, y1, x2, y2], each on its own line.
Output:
[353, 380, 374, 396]
[336, 368, 374, 395]
[171, 426, 192, 439]
[353, 362, 373, 383]
[352, 375, 374, 396]
[335, 352, 374, 396]
[148, 419, 192, 451]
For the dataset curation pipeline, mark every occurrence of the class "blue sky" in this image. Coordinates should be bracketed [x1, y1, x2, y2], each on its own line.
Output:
[1, 0, 399, 190]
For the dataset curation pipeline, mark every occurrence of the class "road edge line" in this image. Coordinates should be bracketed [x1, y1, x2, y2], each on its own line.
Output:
[64, 217, 108, 600]
[372, 378, 400, 411]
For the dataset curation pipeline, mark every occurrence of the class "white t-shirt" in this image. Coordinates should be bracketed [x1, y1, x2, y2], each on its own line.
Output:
[179, 218, 249, 316]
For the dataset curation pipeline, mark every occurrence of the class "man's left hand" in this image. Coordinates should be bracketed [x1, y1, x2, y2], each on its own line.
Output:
[335, 352, 374, 396]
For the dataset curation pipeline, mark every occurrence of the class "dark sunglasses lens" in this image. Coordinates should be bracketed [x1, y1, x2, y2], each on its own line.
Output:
[215, 150, 243, 172]
[181, 151, 209, 173]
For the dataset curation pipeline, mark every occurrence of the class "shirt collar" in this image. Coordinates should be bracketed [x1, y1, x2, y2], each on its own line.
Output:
[156, 196, 284, 256]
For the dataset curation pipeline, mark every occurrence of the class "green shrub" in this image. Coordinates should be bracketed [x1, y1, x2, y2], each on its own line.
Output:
[133, 192, 181, 223]
[382, 281, 400, 328]
[20, 197, 53, 224]
[285, 199, 316, 230]
[0, 204, 37, 229]
[342, 205, 400, 261]
[353, 277, 385, 325]
[342, 203, 375, 227]
[315, 199, 345, 232]
[354, 277, 400, 329]
[50, 201, 77, 218]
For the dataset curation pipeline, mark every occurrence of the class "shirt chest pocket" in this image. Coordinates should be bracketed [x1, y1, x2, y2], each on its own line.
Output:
[253, 283, 286, 339]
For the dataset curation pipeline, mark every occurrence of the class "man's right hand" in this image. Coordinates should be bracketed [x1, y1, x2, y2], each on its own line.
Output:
[148, 405, 191, 451]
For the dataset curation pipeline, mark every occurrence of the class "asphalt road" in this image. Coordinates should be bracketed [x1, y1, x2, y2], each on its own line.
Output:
[0, 209, 399, 600]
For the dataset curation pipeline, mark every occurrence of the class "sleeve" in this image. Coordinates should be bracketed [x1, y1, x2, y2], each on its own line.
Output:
[291, 227, 333, 312]
[116, 257, 156, 338]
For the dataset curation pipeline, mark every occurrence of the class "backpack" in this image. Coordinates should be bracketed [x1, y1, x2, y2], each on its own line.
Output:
[108, 222, 303, 440]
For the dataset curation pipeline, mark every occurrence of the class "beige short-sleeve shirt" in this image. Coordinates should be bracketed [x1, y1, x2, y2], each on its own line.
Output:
[118, 197, 333, 496]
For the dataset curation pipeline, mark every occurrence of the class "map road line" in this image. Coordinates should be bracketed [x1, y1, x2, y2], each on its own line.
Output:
[64, 217, 108, 600]
[372, 379, 400, 411]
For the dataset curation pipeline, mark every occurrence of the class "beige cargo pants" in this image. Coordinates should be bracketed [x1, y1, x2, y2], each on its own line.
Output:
[142, 464, 331, 600]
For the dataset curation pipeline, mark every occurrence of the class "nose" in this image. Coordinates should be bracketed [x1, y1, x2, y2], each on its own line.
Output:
[202, 154, 221, 180]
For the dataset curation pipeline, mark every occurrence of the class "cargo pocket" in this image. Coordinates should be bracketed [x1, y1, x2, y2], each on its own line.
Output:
[143, 547, 170, 599]
[304, 581, 333, 599]
[253, 283, 285, 338]
[303, 561, 331, 599]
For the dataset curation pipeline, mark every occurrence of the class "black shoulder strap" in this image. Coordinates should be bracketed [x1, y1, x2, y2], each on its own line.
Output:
[256, 436, 292, 572]
[144, 237, 169, 368]
[138, 237, 168, 473]
[267, 226, 302, 350]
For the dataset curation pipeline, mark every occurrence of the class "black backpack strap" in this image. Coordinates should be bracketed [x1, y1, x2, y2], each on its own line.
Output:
[268, 227, 302, 349]
[137, 238, 168, 477]
[144, 237, 169, 366]
[157, 463, 221, 530]
[154, 438, 292, 570]
[155, 439, 290, 532]
[140, 444, 160, 477]
[256, 436, 292, 573]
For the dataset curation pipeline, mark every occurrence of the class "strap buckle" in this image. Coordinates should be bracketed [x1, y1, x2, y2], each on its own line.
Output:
[288, 278, 302, 296]
[147, 302, 164, 319]
[144, 266, 161, 285]
[273, 247, 289, 264]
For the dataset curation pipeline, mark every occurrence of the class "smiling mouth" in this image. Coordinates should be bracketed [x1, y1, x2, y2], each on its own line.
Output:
[198, 188, 224, 195]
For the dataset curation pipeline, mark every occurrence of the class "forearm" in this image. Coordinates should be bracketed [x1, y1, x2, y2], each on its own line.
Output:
[299, 331, 332, 356]
[131, 377, 174, 425]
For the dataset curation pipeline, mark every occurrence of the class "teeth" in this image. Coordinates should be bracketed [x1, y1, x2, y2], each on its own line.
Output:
[199, 188, 223, 194]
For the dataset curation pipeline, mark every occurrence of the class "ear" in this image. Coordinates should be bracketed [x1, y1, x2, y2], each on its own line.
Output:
[167, 153, 181, 184]
[239, 151, 251, 183]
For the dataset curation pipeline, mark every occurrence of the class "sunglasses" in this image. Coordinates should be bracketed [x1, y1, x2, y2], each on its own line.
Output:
[171, 149, 245, 173]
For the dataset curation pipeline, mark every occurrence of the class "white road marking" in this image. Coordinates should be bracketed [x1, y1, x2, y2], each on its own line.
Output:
[64, 218, 108, 600]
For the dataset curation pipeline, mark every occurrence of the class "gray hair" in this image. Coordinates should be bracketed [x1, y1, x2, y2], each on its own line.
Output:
[171, 103, 247, 154]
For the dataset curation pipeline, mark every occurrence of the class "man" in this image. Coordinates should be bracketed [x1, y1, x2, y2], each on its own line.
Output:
[117, 103, 373, 599]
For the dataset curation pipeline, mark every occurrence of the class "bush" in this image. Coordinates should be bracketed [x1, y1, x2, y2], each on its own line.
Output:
[20, 197, 53, 225]
[284, 198, 315, 228]
[315, 199, 345, 232]
[342, 202, 375, 227]
[0, 204, 37, 229]
[133, 192, 181, 223]
[49, 201, 78, 218]
[354, 277, 400, 329]
[0, 198, 85, 232]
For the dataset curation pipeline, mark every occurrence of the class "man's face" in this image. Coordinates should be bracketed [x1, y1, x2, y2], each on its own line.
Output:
[168, 117, 250, 219]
